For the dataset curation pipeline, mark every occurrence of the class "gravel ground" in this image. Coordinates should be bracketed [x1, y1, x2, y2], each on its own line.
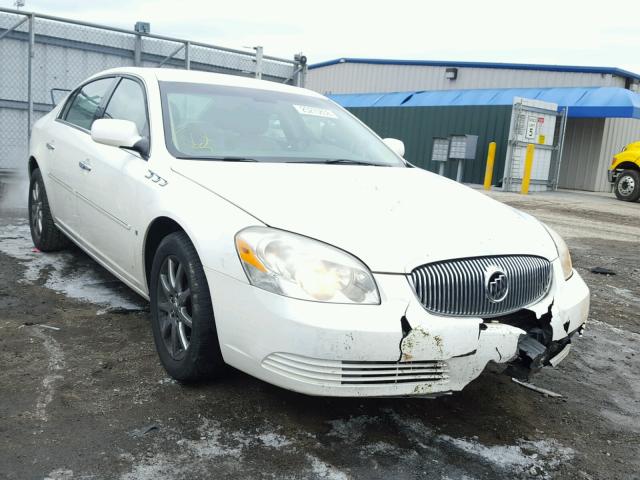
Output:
[0, 182, 638, 480]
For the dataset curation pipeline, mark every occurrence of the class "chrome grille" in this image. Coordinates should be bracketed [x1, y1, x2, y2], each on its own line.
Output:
[410, 255, 552, 317]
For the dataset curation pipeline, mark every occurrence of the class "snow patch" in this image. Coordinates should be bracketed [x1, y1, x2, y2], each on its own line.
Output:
[326, 415, 380, 441]
[360, 440, 407, 458]
[120, 417, 301, 479]
[43, 469, 74, 480]
[258, 432, 292, 449]
[157, 377, 178, 385]
[439, 436, 574, 479]
[120, 455, 190, 480]
[0, 223, 144, 311]
[307, 454, 350, 480]
[31, 327, 65, 422]
[386, 409, 573, 478]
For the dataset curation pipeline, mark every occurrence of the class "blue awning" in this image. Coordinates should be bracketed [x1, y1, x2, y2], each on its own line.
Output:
[329, 87, 640, 119]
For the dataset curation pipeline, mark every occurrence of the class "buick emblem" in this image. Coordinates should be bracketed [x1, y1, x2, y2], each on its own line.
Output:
[484, 266, 509, 303]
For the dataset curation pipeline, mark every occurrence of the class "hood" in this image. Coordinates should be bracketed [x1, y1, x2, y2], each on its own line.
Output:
[172, 162, 557, 273]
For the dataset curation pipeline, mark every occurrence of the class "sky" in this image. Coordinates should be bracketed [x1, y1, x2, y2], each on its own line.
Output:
[5, 0, 640, 74]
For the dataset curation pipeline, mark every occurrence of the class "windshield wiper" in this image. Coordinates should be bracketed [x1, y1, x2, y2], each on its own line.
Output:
[287, 159, 382, 166]
[218, 156, 259, 162]
[324, 159, 381, 166]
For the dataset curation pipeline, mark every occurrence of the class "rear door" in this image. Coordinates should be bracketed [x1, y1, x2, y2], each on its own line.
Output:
[74, 76, 151, 287]
[49, 77, 117, 235]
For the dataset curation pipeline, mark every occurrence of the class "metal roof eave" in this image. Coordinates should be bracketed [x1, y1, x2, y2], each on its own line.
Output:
[310, 57, 640, 83]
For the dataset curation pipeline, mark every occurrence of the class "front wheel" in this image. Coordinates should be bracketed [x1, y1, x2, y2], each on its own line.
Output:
[614, 169, 640, 202]
[150, 232, 224, 382]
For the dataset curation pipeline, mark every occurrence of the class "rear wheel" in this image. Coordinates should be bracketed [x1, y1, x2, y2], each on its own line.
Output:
[28, 168, 70, 251]
[150, 232, 224, 382]
[614, 169, 640, 202]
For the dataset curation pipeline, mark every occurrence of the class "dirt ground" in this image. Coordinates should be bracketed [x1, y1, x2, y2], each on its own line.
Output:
[0, 182, 638, 480]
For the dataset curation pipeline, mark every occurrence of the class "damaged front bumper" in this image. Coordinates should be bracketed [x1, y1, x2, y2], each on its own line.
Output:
[205, 258, 589, 397]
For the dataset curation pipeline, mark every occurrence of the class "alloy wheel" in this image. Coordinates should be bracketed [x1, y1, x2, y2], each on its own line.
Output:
[30, 181, 43, 238]
[157, 256, 193, 360]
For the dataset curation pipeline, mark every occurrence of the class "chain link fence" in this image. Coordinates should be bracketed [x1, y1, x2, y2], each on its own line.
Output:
[0, 7, 307, 174]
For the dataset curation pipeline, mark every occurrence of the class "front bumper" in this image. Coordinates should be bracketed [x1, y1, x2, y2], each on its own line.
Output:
[608, 169, 619, 183]
[205, 259, 589, 397]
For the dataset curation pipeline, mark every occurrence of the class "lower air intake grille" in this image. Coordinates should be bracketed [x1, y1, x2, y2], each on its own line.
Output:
[262, 353, 448, 385]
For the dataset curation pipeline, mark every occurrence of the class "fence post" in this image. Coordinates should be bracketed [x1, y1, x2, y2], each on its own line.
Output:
[293, 53, 307, 87]
[521, 144, 535, 195]
[483, 142, 496, 190]
[184, 41, 190, 70]
[27, 13, 34, 141]
[134, 33, 142, 66]
[254, 46, 263, 80]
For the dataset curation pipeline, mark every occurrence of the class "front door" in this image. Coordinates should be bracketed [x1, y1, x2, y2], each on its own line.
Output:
[74, 77, 151, 288]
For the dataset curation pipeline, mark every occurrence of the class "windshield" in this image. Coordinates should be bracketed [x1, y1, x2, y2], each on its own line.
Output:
[159, 81, 405, 167]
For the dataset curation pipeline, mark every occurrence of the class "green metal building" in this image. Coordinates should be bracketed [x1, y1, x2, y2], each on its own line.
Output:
[350, 104, 513, 184]
[330, 86, 640, 191]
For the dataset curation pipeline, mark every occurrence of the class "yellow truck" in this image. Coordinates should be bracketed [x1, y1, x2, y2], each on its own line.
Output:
[609, 141, 640, 201]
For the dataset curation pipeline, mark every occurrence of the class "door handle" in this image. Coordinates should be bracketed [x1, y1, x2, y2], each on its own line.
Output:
[46, 142, 55, 151]
[78, 160, 92, 172]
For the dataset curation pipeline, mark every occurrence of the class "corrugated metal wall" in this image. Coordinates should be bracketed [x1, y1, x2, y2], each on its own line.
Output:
[558, 117, 640, 192]
[308, 63, 627, 95]
[557, 119, 605, 191]
[348, 105, 512, 184]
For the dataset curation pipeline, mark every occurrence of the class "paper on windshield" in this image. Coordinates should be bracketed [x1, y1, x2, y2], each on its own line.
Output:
[293, 104, 338, 119]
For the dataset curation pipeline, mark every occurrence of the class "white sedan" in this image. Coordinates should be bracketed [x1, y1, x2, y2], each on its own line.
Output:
[27, 67, 589, 397]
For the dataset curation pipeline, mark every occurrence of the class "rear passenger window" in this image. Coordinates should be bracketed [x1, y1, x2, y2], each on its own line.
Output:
[103, 78, 149, 138]
[63, 78, 114, 130]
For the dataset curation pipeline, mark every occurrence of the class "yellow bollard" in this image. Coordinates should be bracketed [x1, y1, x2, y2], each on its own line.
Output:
[483, 142, 496, 190]
[521, 144, 535, 195]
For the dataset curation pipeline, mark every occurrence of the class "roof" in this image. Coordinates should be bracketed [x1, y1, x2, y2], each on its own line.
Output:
[91, 67, 322, 97]
[329, 87, 640, 119]
[310, 58, 640, 83]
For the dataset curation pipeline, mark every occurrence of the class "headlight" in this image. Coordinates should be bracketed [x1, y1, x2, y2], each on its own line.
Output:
[544, 225, 573, 280]
[235, 227, 380, 304]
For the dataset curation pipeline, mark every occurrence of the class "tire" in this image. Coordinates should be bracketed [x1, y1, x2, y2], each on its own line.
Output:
[614, 169, 640, 202]
[150, 231, 224, 382]
[28, 168, 70, 252]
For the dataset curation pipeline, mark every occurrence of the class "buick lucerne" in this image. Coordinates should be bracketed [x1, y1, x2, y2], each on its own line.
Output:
[27, 68, 590, 397]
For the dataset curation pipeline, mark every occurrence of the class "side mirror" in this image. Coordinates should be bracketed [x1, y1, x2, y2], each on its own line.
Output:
[383, 138, 405, 157]
[91, 118, 149, 159]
